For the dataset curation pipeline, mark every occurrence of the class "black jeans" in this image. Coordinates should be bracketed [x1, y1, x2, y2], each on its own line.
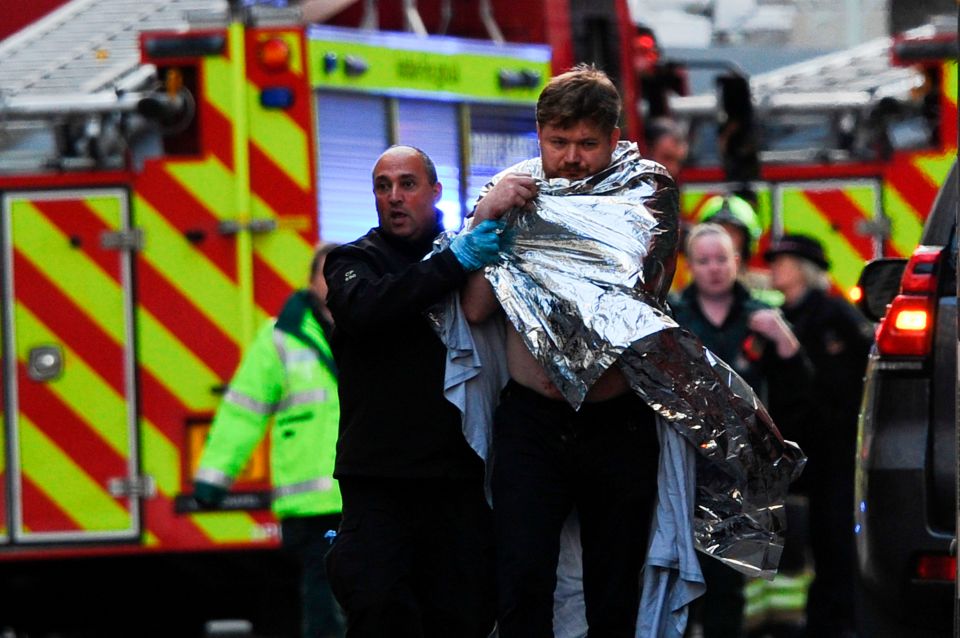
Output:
[282, 514, 345, 638]
[491, 381, 660, 638]
[325, 477, 495, 638]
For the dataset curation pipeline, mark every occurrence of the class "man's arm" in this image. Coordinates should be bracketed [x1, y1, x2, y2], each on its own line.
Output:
[325, 246, 467, 335]
[642, 174, 681, 304]
[460, 173, 538, 321]
[194, 322, 284, 505]
[461, 271, 501, 324]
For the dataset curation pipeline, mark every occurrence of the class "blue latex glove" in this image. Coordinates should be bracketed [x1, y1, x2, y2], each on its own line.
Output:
[449, 220, 503, 271]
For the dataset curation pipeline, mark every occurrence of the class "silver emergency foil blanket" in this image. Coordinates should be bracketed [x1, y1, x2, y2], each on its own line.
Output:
[478, 142, 805, 578]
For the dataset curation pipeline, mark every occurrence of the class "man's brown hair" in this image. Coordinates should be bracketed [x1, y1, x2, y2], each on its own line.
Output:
[536, 63, 621, 134]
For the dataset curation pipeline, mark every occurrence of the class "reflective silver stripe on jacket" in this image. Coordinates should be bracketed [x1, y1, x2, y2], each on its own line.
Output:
[276, 389, 327, 412]
[224, 388, 276, 416]
[194, 466, 233, 488]
[273, 327, 323, 366]
[273, 329, 290, 365]
[285, 350, 319, 364]
[273, 477, 334, 499]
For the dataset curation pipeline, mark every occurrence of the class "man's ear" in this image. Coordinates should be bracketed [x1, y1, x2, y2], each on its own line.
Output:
[433, 181, 442, 203]
[610, 126, 621, 146]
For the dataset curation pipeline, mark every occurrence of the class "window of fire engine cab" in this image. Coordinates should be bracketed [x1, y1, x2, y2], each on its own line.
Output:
[760, 112, 841, 163]
[880, 64, 943, 154]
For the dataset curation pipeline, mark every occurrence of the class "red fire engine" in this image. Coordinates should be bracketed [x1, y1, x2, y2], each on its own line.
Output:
[663, 19, 958, 294]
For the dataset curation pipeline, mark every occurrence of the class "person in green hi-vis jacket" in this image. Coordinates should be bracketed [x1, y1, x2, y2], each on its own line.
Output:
[194, 243, 343, 638]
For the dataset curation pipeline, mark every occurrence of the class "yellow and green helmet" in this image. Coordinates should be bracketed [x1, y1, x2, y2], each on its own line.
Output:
[698, 194, 763, 258]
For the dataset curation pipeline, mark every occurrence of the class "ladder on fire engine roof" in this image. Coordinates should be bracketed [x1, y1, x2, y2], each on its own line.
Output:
[669, 20, 957, 118]
[0, 0, 227, 100]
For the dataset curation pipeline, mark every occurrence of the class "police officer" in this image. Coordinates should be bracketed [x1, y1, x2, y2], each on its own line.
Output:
[194, 243, 343, 638]
[765, 234, 873, 638]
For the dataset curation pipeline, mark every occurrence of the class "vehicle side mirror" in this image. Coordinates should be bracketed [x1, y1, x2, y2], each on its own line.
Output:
[857, 258, 907, 321]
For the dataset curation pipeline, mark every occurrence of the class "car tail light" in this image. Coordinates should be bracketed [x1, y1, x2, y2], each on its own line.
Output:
[915, 554, 956, 581]
[875, 246, 942, 357]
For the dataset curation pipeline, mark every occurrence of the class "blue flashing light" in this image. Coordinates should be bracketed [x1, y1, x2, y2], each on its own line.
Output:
[854, 523, 862, 535]
[260, 87, 295, 109]
[859, 500, 866, 513]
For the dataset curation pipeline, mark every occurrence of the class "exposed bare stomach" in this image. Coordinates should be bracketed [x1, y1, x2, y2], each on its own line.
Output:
[505, 323, 631, 402]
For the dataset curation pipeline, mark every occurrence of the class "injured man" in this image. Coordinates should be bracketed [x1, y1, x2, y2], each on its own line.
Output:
[429, 141, 803, 638]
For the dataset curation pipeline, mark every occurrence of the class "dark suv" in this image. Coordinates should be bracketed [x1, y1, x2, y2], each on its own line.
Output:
[855, 161, 957, 637]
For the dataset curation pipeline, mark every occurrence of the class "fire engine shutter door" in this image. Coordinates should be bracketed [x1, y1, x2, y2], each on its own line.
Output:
[775, 180, 883, 296]
[2, 189, 140, 543]
[396, 99, 463, 229]
[315, 91, 389, 244]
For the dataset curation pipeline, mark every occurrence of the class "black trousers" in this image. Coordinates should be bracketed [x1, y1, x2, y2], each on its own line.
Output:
[325, 476, 495, 638]
[691, 555, 745, 638]
[491, 381, 660, 638]
[803, 441, 856, 637]
[282, 514, 345, 638]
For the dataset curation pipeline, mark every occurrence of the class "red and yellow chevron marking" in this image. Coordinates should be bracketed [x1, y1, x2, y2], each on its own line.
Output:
[125, 25, 317, 548]
[881, 60, 956, 258]
[244, 27, 318, 313]
[6, 192, 273, 545]
[675, 60, 957, 300]
[940, 60, 957, 153]
[6, 25, 324, 552]
[9, 193, 134, 536]
[778, 181, 880, 295]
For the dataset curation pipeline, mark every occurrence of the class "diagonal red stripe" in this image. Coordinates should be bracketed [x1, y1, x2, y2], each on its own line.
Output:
[941, 96, 957, 152]
[144, 493, 214, 548]
[137, 368, 251, 547]
[684, 192, 713, 222]
[27, 198, 122, 284]
[19, 473, 82, 533]
[202, 101, 235, 171]
[136, 261, 239, 381]
[800, 189, 875, 260]
[17, 364, 126, 487]
[134, 163, 238, 281]
[884, 155, 939, 219]
[253, 254, 297, 318]
[249, 142, 315, 225]
[13, 252, 126, 394]
[139, 368, 197, 444]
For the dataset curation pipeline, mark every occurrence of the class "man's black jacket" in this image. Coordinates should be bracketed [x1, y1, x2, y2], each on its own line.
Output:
[324, 224, 483, 479]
